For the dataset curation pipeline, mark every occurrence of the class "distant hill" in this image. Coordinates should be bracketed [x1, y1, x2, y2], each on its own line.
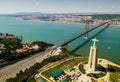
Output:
[0, 12, 120, 17]
[15, 12, 120, 16]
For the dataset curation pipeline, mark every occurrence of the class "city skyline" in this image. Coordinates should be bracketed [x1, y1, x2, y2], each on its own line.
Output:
[0, 0, 120, 14]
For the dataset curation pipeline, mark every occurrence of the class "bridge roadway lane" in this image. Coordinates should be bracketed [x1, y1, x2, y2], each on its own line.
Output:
[0, 51, 51, 82]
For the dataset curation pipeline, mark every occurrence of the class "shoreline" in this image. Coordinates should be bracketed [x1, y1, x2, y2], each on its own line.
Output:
[22, 19, 120, 26]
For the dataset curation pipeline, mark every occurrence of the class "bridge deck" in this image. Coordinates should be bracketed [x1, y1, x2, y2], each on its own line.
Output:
[71, 23, 111, 53]
[59, 22, 109, 47]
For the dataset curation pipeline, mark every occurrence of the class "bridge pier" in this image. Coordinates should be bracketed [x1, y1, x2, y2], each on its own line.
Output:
[50, 46, 62, 56]
[63, 44, 68, 49]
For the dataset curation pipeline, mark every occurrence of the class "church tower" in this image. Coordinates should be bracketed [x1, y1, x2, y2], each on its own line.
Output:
[88, 38, 99, 72]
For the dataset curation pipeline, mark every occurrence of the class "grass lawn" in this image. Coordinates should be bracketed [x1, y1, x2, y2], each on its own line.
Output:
[79, 64, 86, 74]
[109, 72, 120, 82]
[108, 65, 120, 82]
[41, 57, 88, 78]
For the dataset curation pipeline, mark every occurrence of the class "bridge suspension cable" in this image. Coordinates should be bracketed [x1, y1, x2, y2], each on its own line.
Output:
[71, 23, 111, 53]
[59, 21, 109, 47]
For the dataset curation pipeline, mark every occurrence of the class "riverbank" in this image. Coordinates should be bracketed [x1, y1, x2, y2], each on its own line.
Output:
[22, 18, 120, 26]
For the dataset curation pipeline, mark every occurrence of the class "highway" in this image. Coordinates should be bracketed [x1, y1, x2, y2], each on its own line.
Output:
[0, 51, 51, 82]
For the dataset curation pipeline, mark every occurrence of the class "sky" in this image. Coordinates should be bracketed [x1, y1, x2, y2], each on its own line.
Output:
[0, 0, 120, 14]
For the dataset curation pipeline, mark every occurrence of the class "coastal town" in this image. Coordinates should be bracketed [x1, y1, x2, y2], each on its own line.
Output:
[21, 14, 120, 25]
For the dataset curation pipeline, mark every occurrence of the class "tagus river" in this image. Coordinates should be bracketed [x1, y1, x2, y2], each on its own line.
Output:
[0, 16, 120, 64]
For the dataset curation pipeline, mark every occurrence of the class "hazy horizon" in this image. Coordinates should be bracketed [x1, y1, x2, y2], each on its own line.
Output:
[0, 0, 120, 14]
[1, 11, 120, 15]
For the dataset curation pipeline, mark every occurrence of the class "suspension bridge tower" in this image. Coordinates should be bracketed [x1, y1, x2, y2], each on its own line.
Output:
[84, 20, 89, 39]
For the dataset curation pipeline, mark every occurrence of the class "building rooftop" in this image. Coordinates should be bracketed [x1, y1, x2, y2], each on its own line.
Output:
[50, 68, 64, 78]
[68, 67, 73, 72]
[60, 76, 70, 82]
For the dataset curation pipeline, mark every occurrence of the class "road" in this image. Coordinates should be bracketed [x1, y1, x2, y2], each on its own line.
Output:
[0, 51, 51, 82]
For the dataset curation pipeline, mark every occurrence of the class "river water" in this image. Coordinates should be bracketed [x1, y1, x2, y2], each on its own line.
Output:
[0, 16, 120, 64]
